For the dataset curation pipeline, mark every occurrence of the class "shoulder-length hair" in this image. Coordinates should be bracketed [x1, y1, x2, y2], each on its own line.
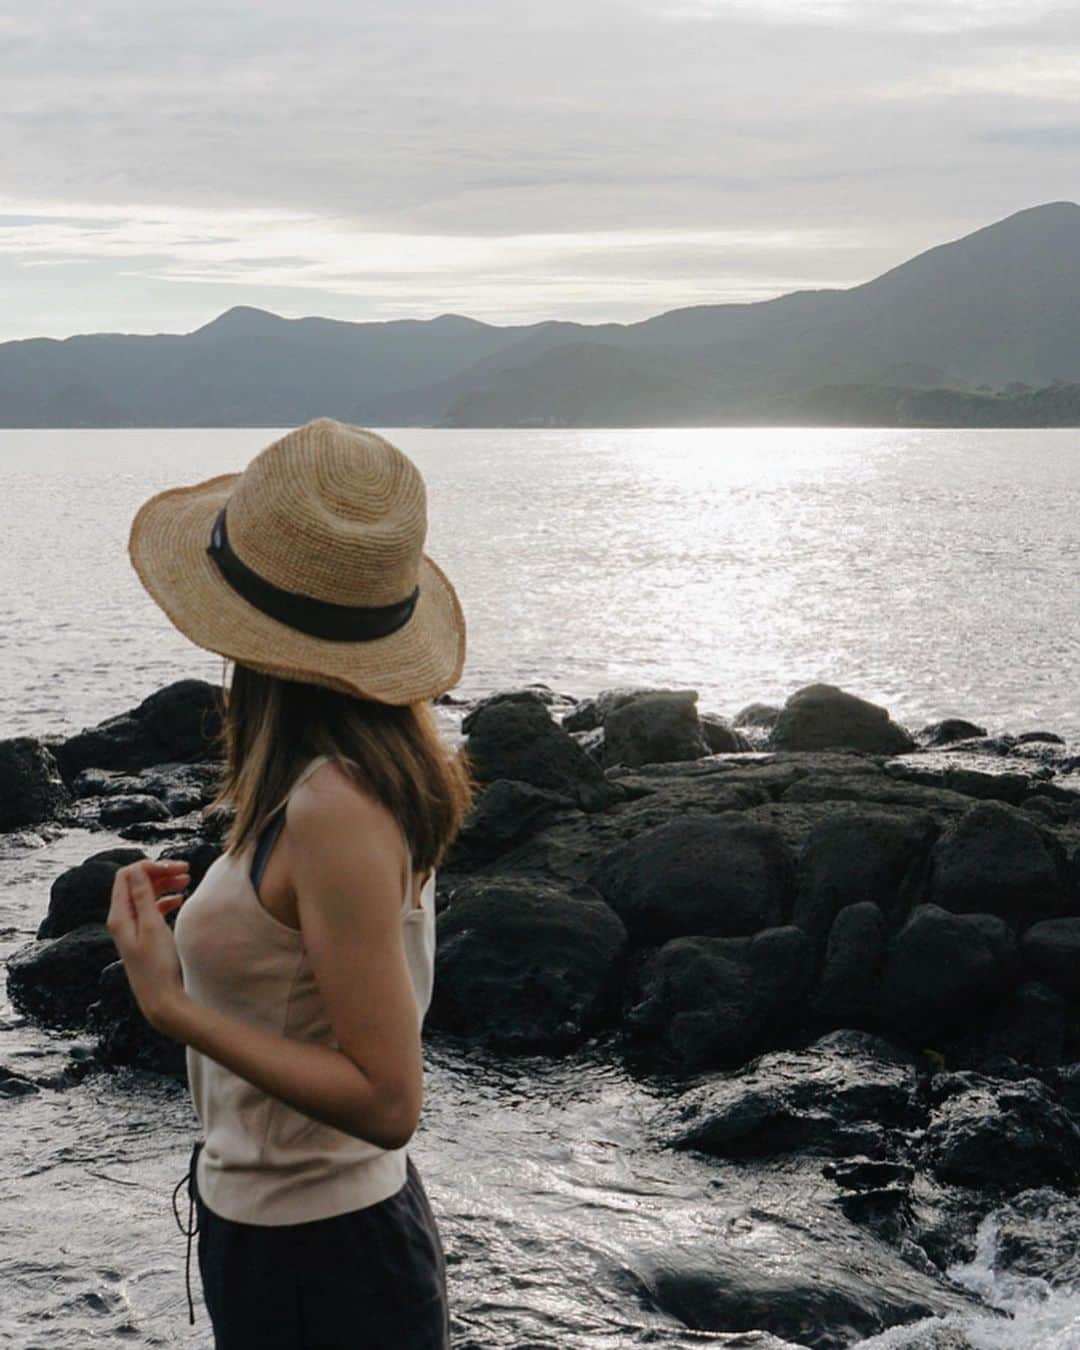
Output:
[205, 661, 477, 876]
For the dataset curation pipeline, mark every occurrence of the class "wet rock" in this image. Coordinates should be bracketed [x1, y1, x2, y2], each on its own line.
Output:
[700, 713, 752, 753]
[992, 1187, 1080, 1288]
[52, 678, 224, 779]
[810, 902, 887, 1026]
[461, 698, 621, 812]
[880, 905, 1016, 1041]
[89, 960, 186, 1078]
[591, 815, 796, 945]
[427, 875, 627, 1051]
[919, 718, 988, 747]
[601, 691, 710, 769]
[0, 737, 70, 829]
[117, 817, 207, 844]
[560, 686, 687, 734]
[659, 1030, 921, 1159]
[98, 794, 173, 827]
[624, 1207, 980, 1350]
[37, 851, 146, 938]
[445, 779, 578, 869]
[6, 924, 117, 1027]
[625, 926, 813, 1073]
[792, 807, 937, 947]
[734, 702, 782, 730]
[768, 683, 917, 755]
[927, 800, 1072, 926]
[71, 768, 150, 798]
[1020, 917, 1080, 1001]
[1018, 730, 1067, 745]
[922, 1074, 1080, 1192]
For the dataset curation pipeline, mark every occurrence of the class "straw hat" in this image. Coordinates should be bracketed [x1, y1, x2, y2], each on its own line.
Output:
[128, 418, 466, 705]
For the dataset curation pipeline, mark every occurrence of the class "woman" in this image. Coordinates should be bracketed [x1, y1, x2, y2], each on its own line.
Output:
[105, 417, 473, 1348]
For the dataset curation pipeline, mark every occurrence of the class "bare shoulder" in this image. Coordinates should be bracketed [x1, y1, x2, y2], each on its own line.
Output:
[286, 759, 402, 859]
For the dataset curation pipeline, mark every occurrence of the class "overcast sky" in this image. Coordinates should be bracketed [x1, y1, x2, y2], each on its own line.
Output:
[1, 0, 1077, 340]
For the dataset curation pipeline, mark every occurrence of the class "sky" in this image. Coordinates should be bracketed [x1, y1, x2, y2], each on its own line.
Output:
[1, 0, 1077, 341]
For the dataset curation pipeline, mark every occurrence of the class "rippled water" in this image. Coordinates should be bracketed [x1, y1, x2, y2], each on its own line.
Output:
[2, 427, 1079, 1346]
[0, 427, 1077, 743]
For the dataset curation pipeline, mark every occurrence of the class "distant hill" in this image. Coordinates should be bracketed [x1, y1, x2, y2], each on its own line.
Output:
[3, 201, 1080, 427]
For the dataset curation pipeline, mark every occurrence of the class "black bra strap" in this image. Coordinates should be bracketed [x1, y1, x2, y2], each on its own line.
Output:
[250, 808, 287, 896]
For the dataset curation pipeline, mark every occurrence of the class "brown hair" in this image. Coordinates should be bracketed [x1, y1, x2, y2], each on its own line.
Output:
[206, 661, 477, 876]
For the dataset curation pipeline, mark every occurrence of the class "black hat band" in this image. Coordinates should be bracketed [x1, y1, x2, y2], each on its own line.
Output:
[205, 506, 420, 642]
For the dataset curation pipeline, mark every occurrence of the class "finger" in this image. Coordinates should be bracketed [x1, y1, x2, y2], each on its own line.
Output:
[144, 860, 191, 893]
[156, 895, 185, 917]
[127, 862, 161, 923]
[106, 870, 137, 942]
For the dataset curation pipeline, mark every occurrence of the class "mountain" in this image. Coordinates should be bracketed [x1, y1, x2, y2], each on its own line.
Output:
[2, 202, 1079, 427]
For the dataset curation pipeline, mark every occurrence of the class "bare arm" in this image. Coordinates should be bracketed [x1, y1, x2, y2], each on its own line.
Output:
[112, 765, 422, 1152]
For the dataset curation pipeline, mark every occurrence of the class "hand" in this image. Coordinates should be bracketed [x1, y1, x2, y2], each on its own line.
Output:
[106, 858, 191, 1037]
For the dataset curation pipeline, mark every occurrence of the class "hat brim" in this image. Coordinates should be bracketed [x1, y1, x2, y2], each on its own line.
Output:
[128, 471, 466, 705]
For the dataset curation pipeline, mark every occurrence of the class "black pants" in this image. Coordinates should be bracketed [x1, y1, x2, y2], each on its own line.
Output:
[188, 1143, 451, 1348]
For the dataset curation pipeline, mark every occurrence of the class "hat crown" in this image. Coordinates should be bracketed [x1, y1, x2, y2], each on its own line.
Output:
[226, 419, 426, 607]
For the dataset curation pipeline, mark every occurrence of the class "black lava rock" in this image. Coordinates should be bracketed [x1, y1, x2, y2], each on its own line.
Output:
[591, 815, 797, 945]
[0, 737, 70, 829]
[768, 683, 917, 755]
[427, 875, 628, 1051]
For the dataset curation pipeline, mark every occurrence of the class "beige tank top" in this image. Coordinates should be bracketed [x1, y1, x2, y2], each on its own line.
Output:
[173, 753, 437, 1225]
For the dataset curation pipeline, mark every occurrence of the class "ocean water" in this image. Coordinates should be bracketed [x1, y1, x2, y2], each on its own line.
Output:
[0, 426, 1077, 744]
[1, 427, 1079, 1347]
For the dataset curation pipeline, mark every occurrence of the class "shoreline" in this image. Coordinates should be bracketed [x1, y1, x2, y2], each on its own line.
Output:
[2, 675, 1080, 1347]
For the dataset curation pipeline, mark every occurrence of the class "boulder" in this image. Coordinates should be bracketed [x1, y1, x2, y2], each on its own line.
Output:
[1020, 917, 1080, 1001]
[6, 924, 117, 1027]
[922, 1074, 1080, 1192]
[459, 684, 573, 732]
[53, 679, 224, 779]
[939, 768, 1030, 806]
[810, 903, 887, 1027]
[461, 698, 620, 812]
[0, 737, 70, 829]
[625, 926, 814, 1073]
[918, 719, 988, 747]
[733, 702, 782, 730]
[768, 684, 917, 755]
[98, 794, 174, 827]
[444, 779, 578, 868]
[927, 800, 1072, 926]
[699, 713, 752, 753]
[624, 1213, 979, 1350]
[880, 905, 1016, 1041]
[591, 815, 796, 945]
[601, 691, 710, 769]
[659, 1030, 921, 1159]
[89, 960, 186, 1078]
[37, 851, 147, 938]
[560, 686, 688, 734]
[427, 875, 628, 1051]
[792, 807, 937, 946]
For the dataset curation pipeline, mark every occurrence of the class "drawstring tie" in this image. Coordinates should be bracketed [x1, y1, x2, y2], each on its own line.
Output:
[172, 1140, 203, 1326]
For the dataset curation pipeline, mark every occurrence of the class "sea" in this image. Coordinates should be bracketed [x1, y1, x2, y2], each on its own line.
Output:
[1, 427, 1078, 1347]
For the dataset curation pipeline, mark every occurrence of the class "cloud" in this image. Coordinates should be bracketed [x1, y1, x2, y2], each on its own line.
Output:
[0, 0, 1077, 337]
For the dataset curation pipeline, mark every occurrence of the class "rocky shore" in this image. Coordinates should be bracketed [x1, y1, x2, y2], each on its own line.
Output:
[3, 676, 1080, 1347]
